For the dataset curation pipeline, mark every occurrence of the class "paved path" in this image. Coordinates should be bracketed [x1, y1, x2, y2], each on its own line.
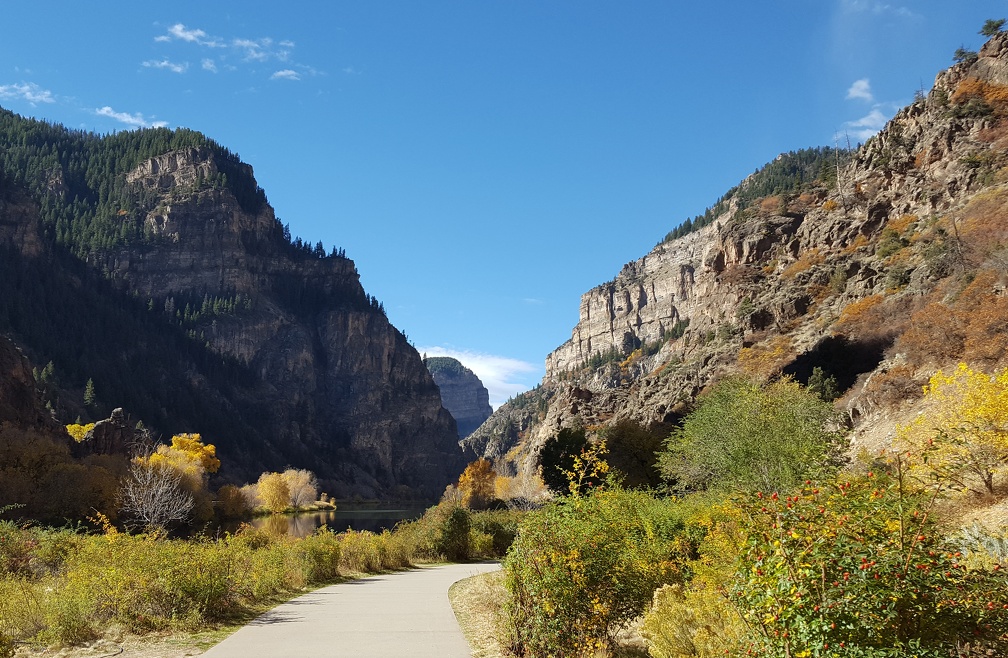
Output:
[201, 562, 501, 658]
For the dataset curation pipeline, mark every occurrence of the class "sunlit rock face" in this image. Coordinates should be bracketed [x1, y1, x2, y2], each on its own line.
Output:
[426, 356, 492, 439]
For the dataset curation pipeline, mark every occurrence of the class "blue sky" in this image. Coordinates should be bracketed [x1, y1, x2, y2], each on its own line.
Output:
[0, 2, 1003, 407]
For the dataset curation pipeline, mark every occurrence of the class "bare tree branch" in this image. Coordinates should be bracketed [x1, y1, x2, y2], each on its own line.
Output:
[119, 460, 194, 532]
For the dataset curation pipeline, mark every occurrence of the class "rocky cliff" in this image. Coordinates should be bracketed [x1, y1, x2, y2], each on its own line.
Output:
[425, 356, 492, 439]
[0, 128, 466, 500]
[466, 33, 1008, 476]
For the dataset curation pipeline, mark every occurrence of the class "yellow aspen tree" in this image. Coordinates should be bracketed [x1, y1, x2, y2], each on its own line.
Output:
[256, 471, 290, 514]
[898, 363, 1008, 495]
[456, 458, 496, 509]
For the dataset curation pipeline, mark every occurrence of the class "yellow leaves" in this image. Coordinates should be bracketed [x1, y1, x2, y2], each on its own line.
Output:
[255, 472, 290, 514]
[456, 458, 496, 509]
[166, 433, 220, 474]
[65, 423, 95, 442]
[898, 363, 1008, 495]
[562, 440, 610, 498]
[738, 335, 793, 380]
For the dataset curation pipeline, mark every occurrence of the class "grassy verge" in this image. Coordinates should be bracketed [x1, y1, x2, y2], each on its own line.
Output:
[449, 570, 508, 658]
[0, 503, 522, 656]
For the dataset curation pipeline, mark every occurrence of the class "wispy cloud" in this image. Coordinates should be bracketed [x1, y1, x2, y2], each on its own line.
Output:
[846, 78, 874, 102]
[95, 106, 167, 129]
[152, 23, 316, 79]
[143, 59, 188, 74]
[841, 1, 916, 18]
[842, 108, 890, 142]
[419, 346, 539, 410]
[156, 23, 222, 48]
[0, 81, 54, 105]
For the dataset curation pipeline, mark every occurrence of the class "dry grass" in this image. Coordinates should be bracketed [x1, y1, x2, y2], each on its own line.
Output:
[449, 569, 509, 658]
[12, 627, 236, 657]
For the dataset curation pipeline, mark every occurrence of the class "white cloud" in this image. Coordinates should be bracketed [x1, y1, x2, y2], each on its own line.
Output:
[419, 346, 539, 410]
[234, 37, 274, 62]
[271, 69, 300, 81]
[841, 107, 890, 142]
[95, 106, 167, 129]
[841, 1, 916, 18]
[151, 24, 317, 77]
[158, 23, 222, 48]
[143, 59, 188, 74]
[0, 82, 54, 105]
[846, 78, 874, 102]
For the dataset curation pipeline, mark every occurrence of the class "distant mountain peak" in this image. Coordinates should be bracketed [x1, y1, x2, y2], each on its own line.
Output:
[425, 356, 492, 440]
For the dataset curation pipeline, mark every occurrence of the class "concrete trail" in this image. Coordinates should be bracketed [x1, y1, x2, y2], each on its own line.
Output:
[201, 562, 501, 658]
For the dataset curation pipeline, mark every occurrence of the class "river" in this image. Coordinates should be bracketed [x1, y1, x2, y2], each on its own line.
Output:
[242, 506, 428, 538]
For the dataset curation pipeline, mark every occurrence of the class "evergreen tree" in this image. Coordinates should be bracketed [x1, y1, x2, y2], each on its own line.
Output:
[83, 377, 96, 407]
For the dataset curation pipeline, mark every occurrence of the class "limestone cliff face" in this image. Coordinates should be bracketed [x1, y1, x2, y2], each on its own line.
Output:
[466, 33, 1008, 475]
[0, 144, 465, 500]
[425, 357, 492, 439]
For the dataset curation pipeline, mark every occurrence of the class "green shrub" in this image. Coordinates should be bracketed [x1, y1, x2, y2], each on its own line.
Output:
[59, 533, 237, 632]
[338, 529, 385, 574]
[438, 505, 472, 562]
[660, 376, 842, 494]
[469, 508, 522, 556]
[730, 467, 1008, 657]
[298, 527, 341, 582]
[503, 489, 690, 657]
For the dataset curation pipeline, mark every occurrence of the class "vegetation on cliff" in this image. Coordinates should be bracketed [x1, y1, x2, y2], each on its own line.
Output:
[0, 105, 463, 498]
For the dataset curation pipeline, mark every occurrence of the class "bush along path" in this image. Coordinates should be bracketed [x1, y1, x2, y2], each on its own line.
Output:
[200, 562, 501, 658]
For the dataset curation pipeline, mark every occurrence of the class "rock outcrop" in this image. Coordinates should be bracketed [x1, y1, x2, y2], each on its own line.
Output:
[425, 357, 492, 439]
[466, 32, 1008, 476]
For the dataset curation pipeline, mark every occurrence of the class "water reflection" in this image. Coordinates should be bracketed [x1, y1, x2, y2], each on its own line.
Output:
[247, 508, 425, 538]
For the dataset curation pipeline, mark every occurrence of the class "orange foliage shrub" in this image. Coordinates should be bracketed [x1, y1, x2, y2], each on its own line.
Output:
[913, 149, 938, 169]
[760, 196, 781, 213]
[842, 234, 870, 254]
[896, 270, 1008, 368]
[781, 248, 824, 278]
[737, 335, 793, 380]
[951, 77, 1008, 114]
[956, 271, 1008, 365]
[886, 214, 917, 236]
[821, 199, 839, 212]
[898, 302, 965, 366]
[836, 294, 885, 333]
[959, 188, 1008, 261]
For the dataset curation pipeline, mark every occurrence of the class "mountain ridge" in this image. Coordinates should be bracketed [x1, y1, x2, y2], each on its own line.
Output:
[465, 32, 1008, 477]
[0, 115, 466, 500]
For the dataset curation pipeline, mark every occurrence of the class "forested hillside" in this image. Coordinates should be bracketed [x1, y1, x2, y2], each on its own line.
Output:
[0, 109, 466, 503]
